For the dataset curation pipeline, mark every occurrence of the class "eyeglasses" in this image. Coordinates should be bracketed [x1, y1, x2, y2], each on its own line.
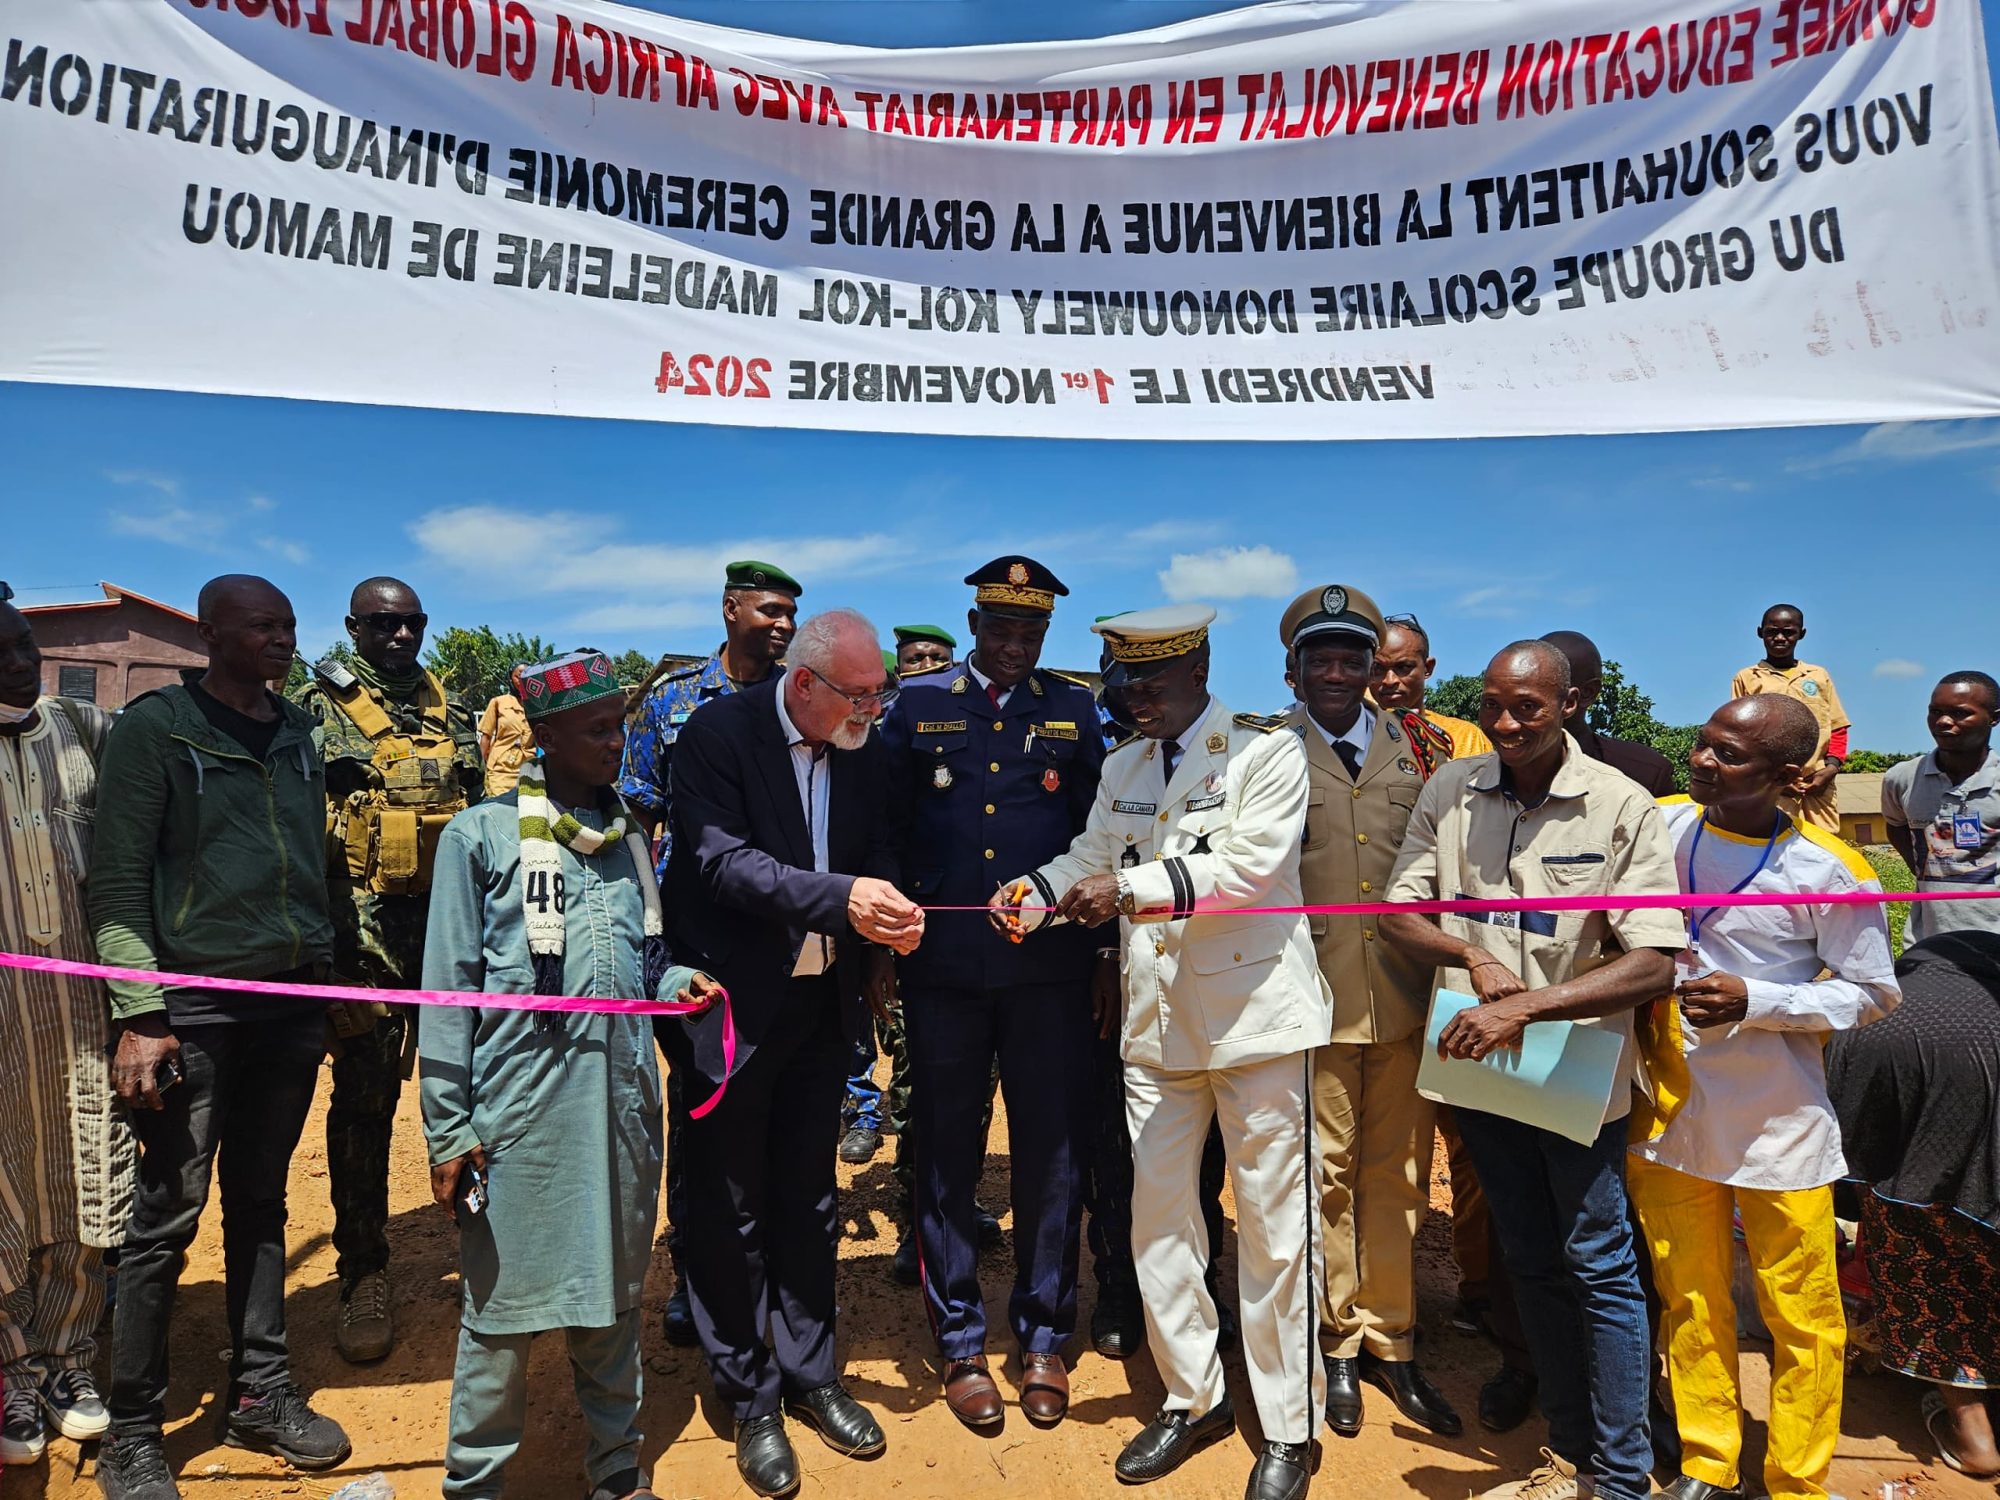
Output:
[807, 665, 900, 712]
[1384, 612, 1424, 632]
[354, 611, 428, 634]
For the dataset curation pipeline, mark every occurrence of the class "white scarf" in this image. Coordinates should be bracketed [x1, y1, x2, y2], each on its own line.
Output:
[515, 762, 661, 975]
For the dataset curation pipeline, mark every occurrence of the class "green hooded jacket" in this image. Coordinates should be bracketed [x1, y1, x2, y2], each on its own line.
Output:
[89, 676, 333, 1020]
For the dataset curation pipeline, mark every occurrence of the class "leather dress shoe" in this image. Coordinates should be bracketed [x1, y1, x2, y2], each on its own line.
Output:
[1020, 1352, 1069, 1424]
[1659, 1478, 1744, 1500]
[1115, 1401, 1236, 1483]
[734, 1414, 799, 1498]
[1245, 1440, 1313, 1500]
[891, 1234, 920, 1286]
[1091, 1283, 1144, 1359]
[1477, 1366, 1537, 1434]
[781, 1382, 885, 1456]
[1323, 1356, 1363, 1438]
[662, 1284, 697, 1348]
[1359, 1351, 1462, 1437]
[586, 1466, 658, 1500]
[942, 1357, 1004, 1429]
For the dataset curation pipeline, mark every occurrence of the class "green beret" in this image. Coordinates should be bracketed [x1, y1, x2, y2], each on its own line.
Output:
[892, 624, 957, 648]
[881, 649, 898, 675]
[724, 560, 802, 596]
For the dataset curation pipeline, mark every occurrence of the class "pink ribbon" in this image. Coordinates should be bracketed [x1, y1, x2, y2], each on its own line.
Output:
[0, 951, 736, 1120]
[930, 887, 1995, 917]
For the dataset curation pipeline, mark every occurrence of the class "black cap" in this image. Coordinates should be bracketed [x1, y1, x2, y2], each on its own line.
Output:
[965, 556, 1068, 616]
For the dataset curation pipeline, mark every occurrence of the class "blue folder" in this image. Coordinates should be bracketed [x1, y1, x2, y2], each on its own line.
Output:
[1415, 989, 1625, 1146]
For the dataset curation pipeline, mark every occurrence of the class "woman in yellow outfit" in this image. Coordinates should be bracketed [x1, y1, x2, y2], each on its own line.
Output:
[1631, 694, 1900, 1500]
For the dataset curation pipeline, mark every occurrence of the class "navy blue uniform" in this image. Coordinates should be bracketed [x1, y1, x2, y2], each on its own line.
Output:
[881, 662, 1104, 1358]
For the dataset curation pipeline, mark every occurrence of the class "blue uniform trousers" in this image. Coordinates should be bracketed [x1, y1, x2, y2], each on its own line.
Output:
[903, 979, 1093, 1359]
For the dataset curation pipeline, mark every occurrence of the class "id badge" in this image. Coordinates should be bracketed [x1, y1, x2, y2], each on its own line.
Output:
[1954, 812, 1985, 850]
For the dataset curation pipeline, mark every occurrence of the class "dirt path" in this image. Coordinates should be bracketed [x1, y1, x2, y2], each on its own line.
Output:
[15, 1064, 1992, 1500]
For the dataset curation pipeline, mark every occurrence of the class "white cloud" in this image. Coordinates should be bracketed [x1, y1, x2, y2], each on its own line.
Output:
[1873, 658, 1927, 679]
[109, 504, 227, 551]
[1788, 419, 2000, 472]
[258, 537, 312, 566]
[1453, 585, 1532, 619]
[104, 469, 182, 496]
[1157, 545, 1297, 602]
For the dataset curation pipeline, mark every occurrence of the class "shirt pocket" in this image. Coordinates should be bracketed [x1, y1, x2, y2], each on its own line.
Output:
[1303, 788, 1329, 851]
[1537, 846, 1610, 888]
[919, 732, 969, 782]
[1387, 796, 1417, 849]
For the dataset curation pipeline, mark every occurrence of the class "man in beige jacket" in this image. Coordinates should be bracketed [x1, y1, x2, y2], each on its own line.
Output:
[1280, 584, 1460, 1442]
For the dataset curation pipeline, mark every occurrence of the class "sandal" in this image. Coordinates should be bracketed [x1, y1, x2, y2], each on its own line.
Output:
[1921, 1388, 2000, 1479]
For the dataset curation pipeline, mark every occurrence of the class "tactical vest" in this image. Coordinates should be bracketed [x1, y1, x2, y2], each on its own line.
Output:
[321, 669, 468, 896]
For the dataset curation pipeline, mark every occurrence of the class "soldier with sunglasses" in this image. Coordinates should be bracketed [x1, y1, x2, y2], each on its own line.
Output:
[291, 576, 483, 1362]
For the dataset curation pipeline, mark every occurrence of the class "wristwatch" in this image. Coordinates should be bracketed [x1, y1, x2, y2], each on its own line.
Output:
[1114, 871, 1136, 916]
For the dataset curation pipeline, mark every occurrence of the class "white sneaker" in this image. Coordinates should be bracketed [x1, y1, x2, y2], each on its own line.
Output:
[1477, 1448, 1592, 1500]
[41, 1367, 109, 1441]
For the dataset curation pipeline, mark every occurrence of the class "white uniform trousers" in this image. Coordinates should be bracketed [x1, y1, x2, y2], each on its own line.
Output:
[1125, 1051, 1327, 1445]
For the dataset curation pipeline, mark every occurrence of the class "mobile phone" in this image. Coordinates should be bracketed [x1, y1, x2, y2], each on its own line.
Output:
[155, 1056, 184, 1094]
[459, 1163, 487, 1217]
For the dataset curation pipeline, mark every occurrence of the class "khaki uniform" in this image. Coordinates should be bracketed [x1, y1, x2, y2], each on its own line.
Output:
[1729, 661, 1847, 834]
[1289, 705, 1439, 1361]
[1016, 698, 1329, 1444]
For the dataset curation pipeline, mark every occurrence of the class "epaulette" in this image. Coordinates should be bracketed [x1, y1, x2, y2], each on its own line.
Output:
[1046, 669, 1092, 689]
[660, 663, 703, 682]
[1232, 712, 1288, 733]
[902, 661, 955, 679]
[1107, 732, 1145, 755]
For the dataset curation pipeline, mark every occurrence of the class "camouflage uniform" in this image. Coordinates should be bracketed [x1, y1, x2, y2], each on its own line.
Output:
[293, 670, 483, 1289]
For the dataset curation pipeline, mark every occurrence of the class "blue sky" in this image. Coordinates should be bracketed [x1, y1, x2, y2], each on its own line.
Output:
[4, 0, 1997, 751]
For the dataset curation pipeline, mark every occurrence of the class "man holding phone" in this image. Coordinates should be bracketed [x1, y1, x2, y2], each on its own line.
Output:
[88, 575, 349, 1500]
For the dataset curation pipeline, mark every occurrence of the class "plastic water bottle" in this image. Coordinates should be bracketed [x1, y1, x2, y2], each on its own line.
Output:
[329, 1476, 395, 1500]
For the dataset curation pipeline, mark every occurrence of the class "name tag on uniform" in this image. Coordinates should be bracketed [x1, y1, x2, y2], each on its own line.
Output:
[1186, 792, 1225, 811]
[1032, 722, 1079, 740]
[916, 720, 967, 734]
[1955, 812, 1986, 849]
[1113, 799, 1157, 815]
[668, 710, 692, 726]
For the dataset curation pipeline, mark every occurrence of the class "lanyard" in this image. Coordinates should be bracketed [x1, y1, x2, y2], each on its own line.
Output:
[1686, 810, 1783, 950]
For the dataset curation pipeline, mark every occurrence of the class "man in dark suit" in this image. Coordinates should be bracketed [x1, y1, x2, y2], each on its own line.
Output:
[663, 608, 923, 1500]
[875, 557, 1105, 1430]
[1541, 630, 1678, 796]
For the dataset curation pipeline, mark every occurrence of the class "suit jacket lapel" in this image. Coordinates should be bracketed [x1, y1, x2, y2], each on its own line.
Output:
[1355, 712, 1402, 789]
[1292, 708, 1353, 786]
[751, 694, 812, 867]
[1162, 702, 1225, 809]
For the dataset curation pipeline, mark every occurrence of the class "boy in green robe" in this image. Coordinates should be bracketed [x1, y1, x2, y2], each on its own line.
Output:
[420, 652, 718, 1500]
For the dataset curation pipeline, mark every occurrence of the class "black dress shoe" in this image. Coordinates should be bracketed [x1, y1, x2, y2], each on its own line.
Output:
[1477, 1366, 1537, 1434]
[1245, 1440, 1313, 1500]
[781, 1382, 885, 1457]
[1115, 1402, 1236, 1483]
[1659, 1477, 1744, 1500]
[734, 1414, 800, 1498]
[891, 1234, 920, 1286]
[1091, 1283, 1145, 1360]
[1359, 1351, 1463, 1437]
[1323, 1356, 1362, 1438]
[663, 1284, 698, 1347]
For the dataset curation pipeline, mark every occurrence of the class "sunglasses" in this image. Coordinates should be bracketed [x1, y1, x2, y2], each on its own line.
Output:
[1384, 612, 1424, 633]
[808, 665, 900, 712]
[354, 611, 428, 633]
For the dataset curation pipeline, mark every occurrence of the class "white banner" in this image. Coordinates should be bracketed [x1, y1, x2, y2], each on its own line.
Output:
[3, 0, 1999, 439]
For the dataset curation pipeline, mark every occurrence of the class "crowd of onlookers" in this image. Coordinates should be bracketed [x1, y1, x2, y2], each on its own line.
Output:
[0, 566, 1995, 1500]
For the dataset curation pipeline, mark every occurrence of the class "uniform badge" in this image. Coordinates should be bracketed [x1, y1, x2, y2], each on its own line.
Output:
[1203, 769, 1223, 794]
[1120, 844, 1142, 868]
[933, 764, 954, 790]
[1397, 757, 1419, 776]
[1043, 766, 1062, 793]
[1008, 561, 1030, 585]
[1206, 732, 1226, 754]
[1385, 718, 1402, 741]
[951, 677, 968, 695]
[1801, 680, 1819, 696]
[1320, 584, 1348, 616]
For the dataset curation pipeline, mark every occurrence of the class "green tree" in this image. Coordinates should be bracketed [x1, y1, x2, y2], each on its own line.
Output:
[425, 626, 556, 704]
[611, 648, 654, 686]
[1426, 673, 1483, 722]
[1840, 748, 1921, 773]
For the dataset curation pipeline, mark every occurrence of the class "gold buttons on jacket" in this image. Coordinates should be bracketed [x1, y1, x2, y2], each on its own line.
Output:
[1363, 929, 1375, 941]
[984, 849, 995, 859]
[1154, 941, 1165, 955]
[1351, 787, 1362, 799]
[1356, 832, 1370, 844]
[1360, 880, 1373, 892]
[1232, 951, 1242, 962]
[985, 804, 996, 814]
[990, 762, 1000, 772]
[993, 721, 1004, 731]
[1159, 812, 1169, 823]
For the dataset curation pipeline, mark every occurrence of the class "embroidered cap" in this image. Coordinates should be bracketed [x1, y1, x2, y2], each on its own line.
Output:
[1093, 605, 1217, 686]
[516, 651, 623, 721]
[724, 560, 803, 596]
[892, 623, 958, 648]
[1280, 582, 1384, 653]
[966, 556, 1068, 616]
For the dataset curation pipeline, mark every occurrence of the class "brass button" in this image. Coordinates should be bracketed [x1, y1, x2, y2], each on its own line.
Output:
[1154, 941, 1165, 955]
[993, 720, 1004, 730]
[984, 804, 996, 814]
[1356, 832, 1370, 844]
[990, 762, 1000, 772]
[1359, 880, 1373, 893]
[1159, 812, 1169, 823]
[984, 849, 995, 859]
[1232, 951, 1242, 962]
[1351, 787, 1362, 799]
[1363, 929, 1375, 941]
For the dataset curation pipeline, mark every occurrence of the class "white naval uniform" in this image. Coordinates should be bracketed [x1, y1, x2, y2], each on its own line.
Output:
[1014, 697, 1331, 1443]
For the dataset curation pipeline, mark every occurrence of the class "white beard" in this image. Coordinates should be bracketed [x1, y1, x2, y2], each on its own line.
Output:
[828, 716, 873, 751]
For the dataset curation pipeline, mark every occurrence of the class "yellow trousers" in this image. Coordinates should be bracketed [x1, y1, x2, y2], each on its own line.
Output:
[1628, 1159, 1845, 1499]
